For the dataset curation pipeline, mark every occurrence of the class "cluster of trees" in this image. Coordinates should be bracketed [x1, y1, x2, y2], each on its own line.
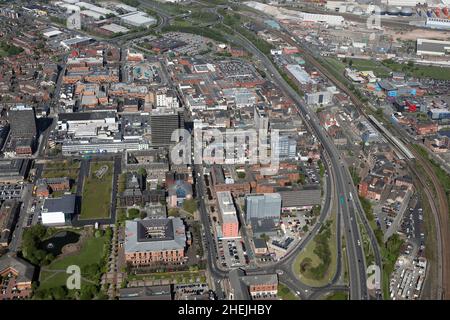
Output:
[0, 41, 24, 56]
[359, 196, 375, 222]
[191, 222, 204, 257]
[21, 225, 55, 266]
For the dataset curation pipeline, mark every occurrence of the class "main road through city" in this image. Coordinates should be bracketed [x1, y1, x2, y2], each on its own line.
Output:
[220, 27, 370, 301]
[184, 5, 374, 298]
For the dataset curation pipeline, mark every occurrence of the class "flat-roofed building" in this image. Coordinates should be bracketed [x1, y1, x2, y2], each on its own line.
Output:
[41, 194, 77, 226]
[150, 108, 185, 146]
[124, 217, 186, 267]
[216, 191, 239, 239]
[0, 254, 35, 300]
[278, 188, 322, 211]
[241, 274, 278, 300]
[416, 38, 450, 56]
[245, 193, 281, 224]
[226, 269, 278, 300]
[0, 200, 21, 248]
[6, 105, 37, 155]
[0, 159, 31, 183]
[120, 11, 157, 28]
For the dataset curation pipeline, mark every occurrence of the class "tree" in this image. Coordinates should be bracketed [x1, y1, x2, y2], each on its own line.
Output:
[260, 233, 269, 241]
[104, 226, 112, 239]
[51, 286, 68, 300]
[137, 167, 147, 178]
[128, 208, 140, 219]
[82, 263, 101, 281]
[80, 284, 99, 300]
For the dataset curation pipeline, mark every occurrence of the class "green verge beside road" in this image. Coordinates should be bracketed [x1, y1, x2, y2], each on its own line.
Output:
[324, 291, 348, 300]
[293, 212, 337, 287]
[277, 283, 299, 300]
[359, 196, 404, 299]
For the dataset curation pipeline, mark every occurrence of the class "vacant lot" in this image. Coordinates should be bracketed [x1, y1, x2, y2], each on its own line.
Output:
[80, 161, 113, 219]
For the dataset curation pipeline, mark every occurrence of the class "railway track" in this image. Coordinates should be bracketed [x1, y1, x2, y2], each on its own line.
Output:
[408, 146, 450, 299]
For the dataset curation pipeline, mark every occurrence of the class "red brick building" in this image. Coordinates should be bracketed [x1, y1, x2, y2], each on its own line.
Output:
[0, 255, 35, 300]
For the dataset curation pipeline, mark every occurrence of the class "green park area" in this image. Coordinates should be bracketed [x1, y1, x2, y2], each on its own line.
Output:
[324, 56, 450, 80]
[39, 235, 108, 285]
[293, 212, 337, 287]
[20, 225, 111, 299]
[36, 230, 111, 299]
[0, 41, 23, 57]
[80, 161, 113, 219]
[348, 59, 391, 78]
[382, 59, 450, 81]
[324, 57, 390, 78]
[42, 160, 80, 180]
[277, 283, 299, 300]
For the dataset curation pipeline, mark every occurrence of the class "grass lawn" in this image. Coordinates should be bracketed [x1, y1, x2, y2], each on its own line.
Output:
[382, 60, 450, 80]
[292, 211, 337, 287]
[80, 161, 113, 219]
[39, 234, 109, 290]
[350, 59, 391, 78]
[324, 57, 346, 75]
[277, 283, 299, 300]
[324, 291, 348, 300]
[324, 57, 391, 78]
